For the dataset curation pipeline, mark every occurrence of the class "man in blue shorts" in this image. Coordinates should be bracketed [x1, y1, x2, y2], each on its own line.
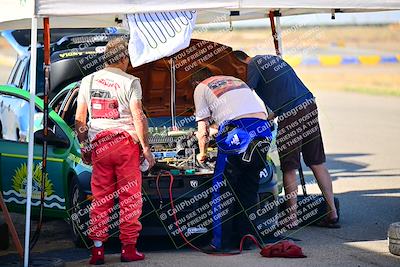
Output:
[234, 51, 339, 229]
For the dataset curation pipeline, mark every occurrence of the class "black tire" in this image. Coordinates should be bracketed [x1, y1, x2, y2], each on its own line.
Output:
[68, 175, 91, 248]
[388, 222, 400, 256]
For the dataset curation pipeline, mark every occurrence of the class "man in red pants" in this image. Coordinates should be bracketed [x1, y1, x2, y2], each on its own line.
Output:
[75, 37, 155, 265]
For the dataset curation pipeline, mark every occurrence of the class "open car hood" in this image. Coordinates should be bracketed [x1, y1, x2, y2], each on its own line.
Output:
[128, 39, 248, 118]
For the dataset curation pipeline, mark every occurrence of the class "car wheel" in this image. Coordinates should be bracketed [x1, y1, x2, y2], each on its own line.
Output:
[389, 222, 400, 256]
[68, 175, 91, 248]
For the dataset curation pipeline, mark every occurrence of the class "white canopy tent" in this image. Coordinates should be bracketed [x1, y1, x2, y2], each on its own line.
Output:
[0, 1, 399, 266]
[2, 0, 400, 30]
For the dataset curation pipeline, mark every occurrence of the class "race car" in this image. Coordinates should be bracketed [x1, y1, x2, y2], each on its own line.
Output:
[0, 29, 282, 247]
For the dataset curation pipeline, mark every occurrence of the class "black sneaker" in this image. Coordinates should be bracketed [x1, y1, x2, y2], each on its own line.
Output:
[241, 239, 257, 250]
[201, 244, 238, 254]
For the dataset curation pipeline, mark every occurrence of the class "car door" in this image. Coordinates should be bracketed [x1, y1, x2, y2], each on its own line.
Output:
[58, 86, 80, 128]
[0, 88, 72, 217]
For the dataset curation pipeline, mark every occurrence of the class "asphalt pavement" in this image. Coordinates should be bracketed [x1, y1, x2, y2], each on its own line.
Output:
[69, 90, 400, 266]
[0, 90, 399, 267]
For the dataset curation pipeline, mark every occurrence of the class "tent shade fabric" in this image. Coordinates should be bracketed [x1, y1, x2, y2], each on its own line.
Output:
[1, 2, 397, 267]
[35, 0, 400, 16]
[1, 1, 400, 30]
[0, 0, 34, 24]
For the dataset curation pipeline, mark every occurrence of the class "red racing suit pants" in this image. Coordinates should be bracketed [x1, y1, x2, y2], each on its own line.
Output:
[88, 130, 143, 245]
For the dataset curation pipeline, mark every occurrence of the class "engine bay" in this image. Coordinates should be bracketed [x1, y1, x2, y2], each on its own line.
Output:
[147, 126, 217, 176]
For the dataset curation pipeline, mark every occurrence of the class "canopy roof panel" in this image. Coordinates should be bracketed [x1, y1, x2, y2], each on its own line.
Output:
[1, 1, 399, 30]
[36, 0, 400, 16]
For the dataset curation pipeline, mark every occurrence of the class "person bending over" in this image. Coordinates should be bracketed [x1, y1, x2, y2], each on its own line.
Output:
[192, 67, 273, 252]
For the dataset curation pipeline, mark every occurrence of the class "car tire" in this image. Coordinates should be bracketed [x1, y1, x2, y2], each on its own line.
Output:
[68, 175, 91, 248]
[388, 222, 400, 256]
[0, 223, 9, 250]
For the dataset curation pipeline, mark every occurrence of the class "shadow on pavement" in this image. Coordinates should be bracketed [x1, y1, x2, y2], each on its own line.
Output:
[1, 153, 399, 266]
[333, 188, 400, 242]
[301, 153, 400, 184]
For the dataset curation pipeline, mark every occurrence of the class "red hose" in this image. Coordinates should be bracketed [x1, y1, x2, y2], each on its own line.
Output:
[155, 171, 262, 255]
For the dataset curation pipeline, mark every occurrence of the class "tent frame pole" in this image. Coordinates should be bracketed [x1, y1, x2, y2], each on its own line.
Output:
[0, 192, 23, 258]
[29, 16, 50, 249]
[276, 16, 283, 56]
[24, 15, 38, 267]
[170, 58, 177, 130]
[268, 10, 282, 57]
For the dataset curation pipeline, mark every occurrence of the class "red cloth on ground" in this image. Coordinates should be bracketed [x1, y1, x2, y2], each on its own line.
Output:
[260, 240, 306, 258]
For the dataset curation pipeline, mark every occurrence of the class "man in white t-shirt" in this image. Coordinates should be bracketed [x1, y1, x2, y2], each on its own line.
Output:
[191, 68, 273, 252]
[75, 37, 154, 264]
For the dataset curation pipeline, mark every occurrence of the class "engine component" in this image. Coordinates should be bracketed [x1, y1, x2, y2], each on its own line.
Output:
[149, 136, 174, 145]
[148, 126, 216, 174]
[153, 151, 178, 159]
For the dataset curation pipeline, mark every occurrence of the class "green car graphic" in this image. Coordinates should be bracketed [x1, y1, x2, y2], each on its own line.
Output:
[0, 85, 88, 220]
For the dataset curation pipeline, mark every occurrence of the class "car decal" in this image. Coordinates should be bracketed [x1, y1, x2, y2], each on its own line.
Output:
[1, 153, 64, 163]
[2, 192, 66, 210]
[3, 162, 66, 210]
[58, 50, 99, 59]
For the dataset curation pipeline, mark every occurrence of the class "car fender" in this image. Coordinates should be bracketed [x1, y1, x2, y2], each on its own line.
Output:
[74, 170, 92, 196]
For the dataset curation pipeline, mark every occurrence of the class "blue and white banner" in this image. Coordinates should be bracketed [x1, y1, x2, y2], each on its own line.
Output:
[127, 11, 197, 67]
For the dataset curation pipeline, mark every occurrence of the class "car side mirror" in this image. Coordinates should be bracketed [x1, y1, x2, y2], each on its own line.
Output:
[34, 129, 70, 148]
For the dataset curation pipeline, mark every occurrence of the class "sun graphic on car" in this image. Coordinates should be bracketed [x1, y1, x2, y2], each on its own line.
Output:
[12, 162, 54, 199]
[3, 161, 66, 210]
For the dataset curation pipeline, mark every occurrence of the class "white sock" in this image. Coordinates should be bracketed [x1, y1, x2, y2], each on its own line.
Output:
[94, 240, 103, 247]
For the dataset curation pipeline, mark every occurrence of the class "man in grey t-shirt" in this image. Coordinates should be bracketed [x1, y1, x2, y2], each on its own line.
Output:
[75, 37, 154, 264]
[192, 68, 273, 252]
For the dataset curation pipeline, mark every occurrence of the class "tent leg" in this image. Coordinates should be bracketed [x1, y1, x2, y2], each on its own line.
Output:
[24, 15, 38, 267]
[29, 16, 50, 250]
[0, 192, 23, 258]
